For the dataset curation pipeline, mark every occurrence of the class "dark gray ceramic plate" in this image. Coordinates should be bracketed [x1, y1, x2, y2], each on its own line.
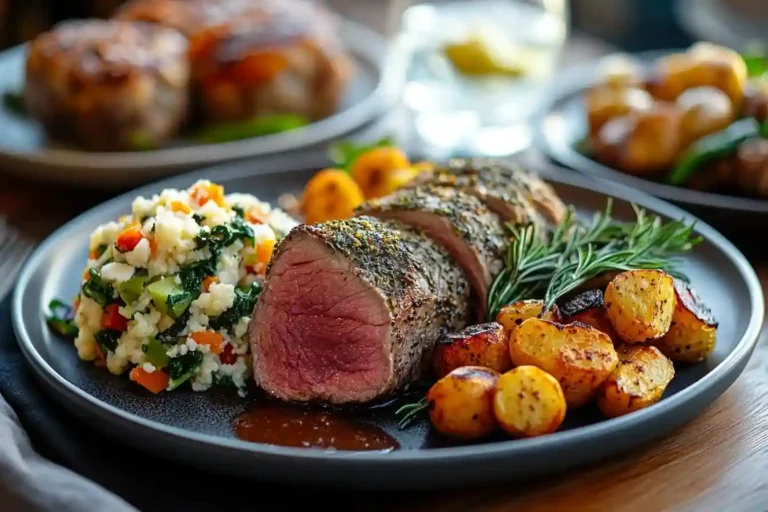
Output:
[532, 50, 768, 238]
[12, 152, 764, 490]
[0, 19, 401, 187]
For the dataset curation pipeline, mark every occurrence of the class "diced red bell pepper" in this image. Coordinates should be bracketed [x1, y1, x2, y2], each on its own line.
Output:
[102, 303, 128, 332]
[116, 225, 143, 253]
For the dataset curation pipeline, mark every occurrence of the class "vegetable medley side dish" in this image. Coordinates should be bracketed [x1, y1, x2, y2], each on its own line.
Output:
[48, 179, 299, 395]
[582, 41, 768, 197]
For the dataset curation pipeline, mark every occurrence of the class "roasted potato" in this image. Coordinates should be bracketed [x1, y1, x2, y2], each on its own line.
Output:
[604, 269, 675, 343]
[655, 279, 718, 363]
[593, 103, 683, 176]
[742, 79, 768, 122]
[496, 299, 561, 338]
[676, 86, 735, 146]
[594, 54, 646, 89]
[559, 289, 618, 341]
[493, 365, 567, 438]
[427, 366, 499, 440]
[585, 86, 654, 134]
[509, 318, 619, 408]
[596, 345, 675, 418]
[647, 43, 747, 107]
[433, 322, 512, 378]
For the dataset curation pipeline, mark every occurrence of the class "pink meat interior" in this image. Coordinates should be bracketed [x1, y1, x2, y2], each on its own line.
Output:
[253, 234, 393, 403]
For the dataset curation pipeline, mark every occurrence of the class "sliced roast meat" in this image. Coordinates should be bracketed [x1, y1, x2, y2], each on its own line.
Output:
[250, 216, 471, 404]
[356, 185, 506, 317]
[411, 158, 567, 229]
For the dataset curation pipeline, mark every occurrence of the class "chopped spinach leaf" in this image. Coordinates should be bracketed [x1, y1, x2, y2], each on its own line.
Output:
[232, 205, 245, 218]
[95, 244, 108, 259]
[209, 282, 262, 331]
[46, 299, 78, 337]
[155, 308, 191, 344]
[3, 90, 27, 116]
[192, 213, 204, 224]
[167, 290, 194, 318]
[213, 374, 236, 388]
[81, 268, 116, 306]
[95, 329, 121, 354]
[167, 351, 204, 389]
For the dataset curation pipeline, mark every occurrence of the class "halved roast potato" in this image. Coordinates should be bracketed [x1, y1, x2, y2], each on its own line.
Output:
[597, 345, 675, 418]
[495, 299, 561, 338]
[427, 366, 499, 440]
[604, 269, 675, 343]
[654, 279, 718, 363]
[433, 322, 511, 379]
[509, 318, 619, 409]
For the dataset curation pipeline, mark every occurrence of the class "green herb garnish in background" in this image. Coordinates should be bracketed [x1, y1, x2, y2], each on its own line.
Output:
[666, 117, 760, 186]
[395, 200, 701, 429]
[2, 90, 27, 116]
[195, 114, 308, 144]
[742, 42, 768, 78]
[328, 136, 395, 172]
[46, 299, 78, 337]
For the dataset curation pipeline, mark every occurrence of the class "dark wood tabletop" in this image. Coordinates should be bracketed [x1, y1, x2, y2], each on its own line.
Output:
[2, 2, 767, 511]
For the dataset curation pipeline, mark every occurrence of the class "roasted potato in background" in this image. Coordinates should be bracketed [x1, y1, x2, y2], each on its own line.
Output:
[655, 279, 718, 363]
[559, 289, 618, 341]
[593, 103, 683, 175]
[597, 345, 675, 418]
[677, 86, 735, 146]
[496, 299, 561, 338]
[585, 86, 654, 134]
[734, 138, 768, 198]
[433, 322, 511, 378]
[509, 318, 618, 408]
[605, 269, 675, 343]
[494, 365, 567, 438]
[427, 366, 499, 440]
[646, 43, 747, 107]
[742, 80, 768, 122]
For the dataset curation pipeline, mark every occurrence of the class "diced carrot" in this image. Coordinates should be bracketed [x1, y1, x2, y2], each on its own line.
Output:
[73, 296, 81, 313]
[190, 182, 227, 208]
[83, 269, 91, 281]
[130, 367, 169, 394]
[171, 201, 192, 214]
[246, 207, 266, 224]
[149, 237, 158, 255]
[257, 239, 276, 264]
[202, 276, 220, 292]
[191, 331, 223, 355]
[94, 344, 106, 367]
[116, 225, 144, 253]
[89, 249, 98, 260]
[102, 304, 128, 331]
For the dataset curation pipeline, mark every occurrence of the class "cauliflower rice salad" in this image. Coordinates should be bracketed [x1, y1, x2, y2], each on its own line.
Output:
[70, 179, 298, 396]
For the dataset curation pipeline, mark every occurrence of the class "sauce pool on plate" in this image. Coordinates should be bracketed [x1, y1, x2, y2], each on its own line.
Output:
[233, 404, 400, 452]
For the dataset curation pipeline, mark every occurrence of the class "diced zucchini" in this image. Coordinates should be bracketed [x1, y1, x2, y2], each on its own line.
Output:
[118, 275, 147, 305]
[147, 276, 183, 317]
[143, 337, 170, 368]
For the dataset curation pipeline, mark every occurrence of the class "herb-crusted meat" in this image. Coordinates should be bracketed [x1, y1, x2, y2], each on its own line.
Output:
[356, 186, 506, 318]
[412, 158, 567, 229]
[250, 216, 471, 404]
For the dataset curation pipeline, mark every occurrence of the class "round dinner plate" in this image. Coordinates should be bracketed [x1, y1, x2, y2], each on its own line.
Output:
[0, 19, 401, 187]
[531, 49, 768, 237]
[12, 152, 764, 490]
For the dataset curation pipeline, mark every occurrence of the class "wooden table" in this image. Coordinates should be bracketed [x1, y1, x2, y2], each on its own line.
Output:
[3, 3, 767, 512]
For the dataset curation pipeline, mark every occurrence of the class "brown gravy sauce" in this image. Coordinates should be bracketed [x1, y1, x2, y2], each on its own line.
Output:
[233, 403, 400, 452]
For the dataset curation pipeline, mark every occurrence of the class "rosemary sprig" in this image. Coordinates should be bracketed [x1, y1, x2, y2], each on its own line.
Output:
[395, 200, 702, 429]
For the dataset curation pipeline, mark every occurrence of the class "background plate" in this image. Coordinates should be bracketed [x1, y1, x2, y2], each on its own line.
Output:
[12, 153, 764, 490]
[0, 19, 401, 187]
[532, 49, 768, 239]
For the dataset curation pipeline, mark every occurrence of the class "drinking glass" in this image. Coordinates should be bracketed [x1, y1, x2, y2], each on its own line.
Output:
[394, 0, 569, 159]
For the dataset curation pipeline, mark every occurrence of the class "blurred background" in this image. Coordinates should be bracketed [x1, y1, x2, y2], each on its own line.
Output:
[1, 0, 766, 52]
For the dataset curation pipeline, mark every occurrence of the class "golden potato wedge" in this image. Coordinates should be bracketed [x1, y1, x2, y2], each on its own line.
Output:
[585, 85, 654, 134]
[493, 365, 567, 438]
[593, 103, 683, 176]
[427, 366, 499, 440]
[605, 269, 675, 343]
[509, 318, 619, 408]
[596, 345, 675, 418]
[496, 299, 561, 338]
[646, 43, 747, 107]
[677, 86, 735, 146]
[433, 322, 512, 379]
[559, 289, 619, 342]
[655, 279, 718, 363]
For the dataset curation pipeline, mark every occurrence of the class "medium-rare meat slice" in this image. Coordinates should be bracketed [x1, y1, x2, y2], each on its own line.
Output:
[250, 216, 470, 404]
[356, 186, 506, 317]
[411, 157, 567, 229]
